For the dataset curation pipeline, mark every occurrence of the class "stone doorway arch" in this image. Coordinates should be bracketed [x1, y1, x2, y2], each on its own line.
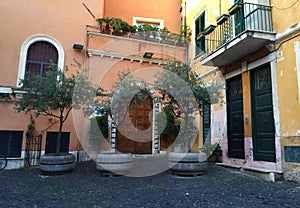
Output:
[109, 87, 160, 155]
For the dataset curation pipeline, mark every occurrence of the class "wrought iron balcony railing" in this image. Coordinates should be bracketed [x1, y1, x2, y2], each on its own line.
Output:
[204, 2, 273, 55]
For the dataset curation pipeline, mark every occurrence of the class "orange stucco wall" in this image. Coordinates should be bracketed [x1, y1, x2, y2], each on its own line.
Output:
[0, 0, 184, 159]
[0, 0, 104, 154]
[0, 0, 103, 86]
[103, 0, 182, 33]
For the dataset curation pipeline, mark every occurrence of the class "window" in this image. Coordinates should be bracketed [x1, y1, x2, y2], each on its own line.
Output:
[17, 34, 65, 87]
[133, 17, 164, 29]
[0, 131, 23, 158]
[25, 41, 58, 82]
[45, 132, 70, 154]
[195, 12, 206, 56]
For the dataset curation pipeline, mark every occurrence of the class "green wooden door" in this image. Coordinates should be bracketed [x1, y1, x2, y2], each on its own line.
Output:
[227, 75, 245, 159]
[251, 65, 276, 162]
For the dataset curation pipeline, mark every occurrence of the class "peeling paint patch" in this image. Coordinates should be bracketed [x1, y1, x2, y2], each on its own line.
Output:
[277, 57, 285, 62]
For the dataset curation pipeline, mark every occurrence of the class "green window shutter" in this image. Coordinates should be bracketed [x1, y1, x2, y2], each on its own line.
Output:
[203, 104, 211, 144]
[195, 12, 206, 56]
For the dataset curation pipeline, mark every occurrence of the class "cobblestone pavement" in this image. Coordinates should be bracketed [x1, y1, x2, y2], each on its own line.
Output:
[0, 161, 299, 208]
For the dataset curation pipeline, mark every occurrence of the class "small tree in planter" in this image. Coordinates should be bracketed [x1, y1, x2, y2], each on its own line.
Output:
[15, 60, 104, 174]
[154, 61, 222, 175]
[156, 108, 179, 150]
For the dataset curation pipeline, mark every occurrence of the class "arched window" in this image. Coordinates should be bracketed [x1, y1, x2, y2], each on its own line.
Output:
[25, 41, 58, 78]
[17, 34, 64, 87]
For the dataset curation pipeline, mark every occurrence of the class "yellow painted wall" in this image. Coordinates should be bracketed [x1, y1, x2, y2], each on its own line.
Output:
[276, 36, 300, 136]
[272, 0, 300, 182]
[271, 0, 300, 33]
[185, 0, 231, 64]
[185, 0, 232, 150]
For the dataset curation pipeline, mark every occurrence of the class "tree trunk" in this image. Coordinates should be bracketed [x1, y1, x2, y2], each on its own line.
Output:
[56, 118, 63, 153]
[184, 116, 190, 153]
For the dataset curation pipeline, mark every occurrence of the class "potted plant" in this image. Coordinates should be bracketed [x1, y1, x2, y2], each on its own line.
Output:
[158, 27, 170, 41]
[15, 60, 104, 174]
[207, 143, 222, 162]
[154, 62, 222, 176]
[110, 18, 132, 36]
[96, 17, 112, 34]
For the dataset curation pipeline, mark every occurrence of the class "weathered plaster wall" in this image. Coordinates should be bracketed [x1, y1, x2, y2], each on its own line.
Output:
[276, 36, 300, 137]
[273, 0, 300, 180]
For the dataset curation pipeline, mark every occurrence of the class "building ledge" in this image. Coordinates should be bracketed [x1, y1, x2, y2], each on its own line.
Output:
[217, 162, 283, 182]
[201, 30, 276, 67]
[87, 31, 186, 49]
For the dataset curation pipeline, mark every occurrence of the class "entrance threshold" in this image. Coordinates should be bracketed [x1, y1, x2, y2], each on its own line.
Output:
[216, 163, 283, 182]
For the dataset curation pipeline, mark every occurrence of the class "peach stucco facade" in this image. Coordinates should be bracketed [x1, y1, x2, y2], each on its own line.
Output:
[0, 0, 183, 169]
[104, 0, 182, 33]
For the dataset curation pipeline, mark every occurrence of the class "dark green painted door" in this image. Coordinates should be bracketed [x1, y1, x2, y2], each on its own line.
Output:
[251, 65, 276, 162]
[227, 75, 245, 159]
[234, 0, 244, 35]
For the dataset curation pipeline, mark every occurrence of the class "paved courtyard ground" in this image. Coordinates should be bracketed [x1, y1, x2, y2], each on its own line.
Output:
[0, 160, 299, 208]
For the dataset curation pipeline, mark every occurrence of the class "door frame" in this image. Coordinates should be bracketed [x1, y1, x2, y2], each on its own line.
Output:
[113, 87, 161, 155]
[250, 64, 276, 162]
[226, 74, 245, 159]
[225, 53, 280, 164]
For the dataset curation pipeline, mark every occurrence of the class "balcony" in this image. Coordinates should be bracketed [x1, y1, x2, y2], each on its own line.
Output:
[201, 2, 275, 67]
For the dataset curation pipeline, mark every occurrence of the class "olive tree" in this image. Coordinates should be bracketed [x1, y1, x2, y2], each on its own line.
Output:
[15, 61, 104, 154]
[154, 61, 222, 152]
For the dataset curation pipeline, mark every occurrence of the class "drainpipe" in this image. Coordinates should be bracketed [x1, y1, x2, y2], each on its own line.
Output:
[184, 1, 189, 77]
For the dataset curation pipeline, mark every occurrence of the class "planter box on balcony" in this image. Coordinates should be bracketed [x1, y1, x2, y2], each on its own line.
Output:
[204, 25, 216, 35]
[196, 33, 205, 41]
[228, 2, 242, 15]
[217, 14, 230, 25]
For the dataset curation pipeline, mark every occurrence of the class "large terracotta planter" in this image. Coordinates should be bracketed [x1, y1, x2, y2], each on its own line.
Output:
[168, 152, 207, 176]
[96, 153, 133, 176]
[39, 153, 76, 174]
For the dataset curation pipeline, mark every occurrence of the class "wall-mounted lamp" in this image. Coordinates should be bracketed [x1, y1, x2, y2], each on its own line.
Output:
[143, 52, 153, 59]
[73, 43, 84, 50]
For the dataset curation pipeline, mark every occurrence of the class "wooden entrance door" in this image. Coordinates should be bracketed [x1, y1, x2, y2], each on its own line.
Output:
[117, 97, 153, 154]
[227, 75, 245, 159]
[251, 65, 276, 162]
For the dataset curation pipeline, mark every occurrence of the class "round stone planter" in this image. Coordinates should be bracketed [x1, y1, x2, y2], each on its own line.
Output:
[96, 153, 133, 176]
[39, 153, 76, 174]
[168, 152, 207, 176]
